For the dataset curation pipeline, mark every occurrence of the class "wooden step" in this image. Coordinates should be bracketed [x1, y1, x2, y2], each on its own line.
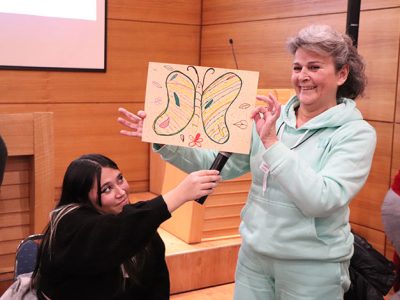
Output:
[170, 283, 234, 299]
[161, 228, 240, 294]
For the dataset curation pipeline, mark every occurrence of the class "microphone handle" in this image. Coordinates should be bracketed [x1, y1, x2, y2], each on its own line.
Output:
[195, 152, 232, 205]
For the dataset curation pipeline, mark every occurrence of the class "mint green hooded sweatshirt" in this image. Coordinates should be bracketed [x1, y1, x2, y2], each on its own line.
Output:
[154, 96, 376, 262]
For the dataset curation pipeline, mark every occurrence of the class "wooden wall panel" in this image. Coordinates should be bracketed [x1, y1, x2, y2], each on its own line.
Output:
[2, 170, 29, 186]
[0, 114, 51, 236]
[202, 192, 246, 240]
[0, 71, 50, 104]
[397, 54, 400, 123]
[45, 21, 200, 103]
[0, 158, 31, 275]
[203, 216, 240, 231]
[0, 114, 34, 155]
[350, 121, 393, 231]
[202, 0, 398, 25]
[32, 112, 55, 232]
[203, 204, 243, 220]
[203, 0, 347, 25]
[0, 241, 19, 259]
[0, 212, 30, 228]
[0, 184, 29, 201]
[201, 14, 345, 89]
[109, 0, 201, 25]
[0, 198, 29, 214]
[393, 124, 400, 178]
[0, 226, 30, 244]
[0, 226, 30, 276]
[362, 0, 400, 10]
[50, 103, 149, 190]
[0, 103, 149, 193]
[356, 9, 400, 122]
[0, 22, 200, 104]
[202, 8, 400, 123]
[0, 112, 54, 287]
[203, 192, 247, 207]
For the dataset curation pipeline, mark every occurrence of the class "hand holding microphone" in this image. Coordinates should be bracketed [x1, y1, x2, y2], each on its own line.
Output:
[195, 151, 232, 204]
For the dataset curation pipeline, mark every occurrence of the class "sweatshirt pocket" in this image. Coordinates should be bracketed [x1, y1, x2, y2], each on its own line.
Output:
[241, 195, 329, 257]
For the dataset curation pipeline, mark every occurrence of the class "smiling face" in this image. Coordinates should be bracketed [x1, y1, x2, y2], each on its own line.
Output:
[291, 48, 349, 113]
[89, 167, 130, 215]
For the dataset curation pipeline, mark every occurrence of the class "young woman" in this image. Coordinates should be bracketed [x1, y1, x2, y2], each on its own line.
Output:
[118, 24, 377, 299]
[31, 153, 221, 299]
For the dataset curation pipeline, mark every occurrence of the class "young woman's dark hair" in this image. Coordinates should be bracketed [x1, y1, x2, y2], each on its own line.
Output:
[58, 154, 118, 208]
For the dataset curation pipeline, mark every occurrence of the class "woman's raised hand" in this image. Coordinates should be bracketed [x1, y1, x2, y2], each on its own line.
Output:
[117, 107, 146, 138]
[250, 93, 281, 148]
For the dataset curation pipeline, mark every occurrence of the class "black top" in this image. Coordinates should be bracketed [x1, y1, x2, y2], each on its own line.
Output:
[38, 196, 171, 300]
[0, 135, 7, 185]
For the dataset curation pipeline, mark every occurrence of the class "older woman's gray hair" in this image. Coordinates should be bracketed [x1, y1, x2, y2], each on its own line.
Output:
[287, 24, 367, 100]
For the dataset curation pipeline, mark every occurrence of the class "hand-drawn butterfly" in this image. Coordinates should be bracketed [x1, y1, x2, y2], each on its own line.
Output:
[188, 133, 203, 148]
[153, 65, 243, 144]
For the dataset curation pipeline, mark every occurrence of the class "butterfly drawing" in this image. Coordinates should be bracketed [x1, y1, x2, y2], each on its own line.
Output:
[188, 133, 203, 148]
[152, 65, 243, 144]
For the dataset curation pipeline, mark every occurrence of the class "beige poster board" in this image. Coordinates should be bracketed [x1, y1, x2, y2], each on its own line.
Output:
[142, 62, 259, 154]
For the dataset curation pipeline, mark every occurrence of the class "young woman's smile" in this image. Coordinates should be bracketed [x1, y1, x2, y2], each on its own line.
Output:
[90, 167, 130, 214]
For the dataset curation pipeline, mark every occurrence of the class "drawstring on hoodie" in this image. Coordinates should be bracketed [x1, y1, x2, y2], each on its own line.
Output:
[277, 123, 321, 150]
[260, 162, 269, 195]
[278, 123, 310, 149]
[260, 122, 321, 195]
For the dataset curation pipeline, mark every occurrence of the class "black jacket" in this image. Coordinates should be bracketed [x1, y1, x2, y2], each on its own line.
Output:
[38, 196, 171, 300]
[344, 233, 395, 300]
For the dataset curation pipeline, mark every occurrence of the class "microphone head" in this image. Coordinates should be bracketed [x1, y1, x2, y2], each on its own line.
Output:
[228, 38, 239, 69]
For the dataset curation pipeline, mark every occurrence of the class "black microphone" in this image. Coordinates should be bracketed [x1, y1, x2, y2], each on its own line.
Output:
[229, 38, 239, 69]
[195, 152, 232, 204]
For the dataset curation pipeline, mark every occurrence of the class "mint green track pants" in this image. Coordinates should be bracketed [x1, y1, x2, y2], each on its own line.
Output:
[233, 243, 350, 300]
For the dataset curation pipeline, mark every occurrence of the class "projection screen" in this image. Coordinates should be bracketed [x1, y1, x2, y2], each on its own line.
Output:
[0, 0, 106, 71]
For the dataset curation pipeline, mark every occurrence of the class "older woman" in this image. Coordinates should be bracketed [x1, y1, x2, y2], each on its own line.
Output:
[119, 24, 376, 299]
